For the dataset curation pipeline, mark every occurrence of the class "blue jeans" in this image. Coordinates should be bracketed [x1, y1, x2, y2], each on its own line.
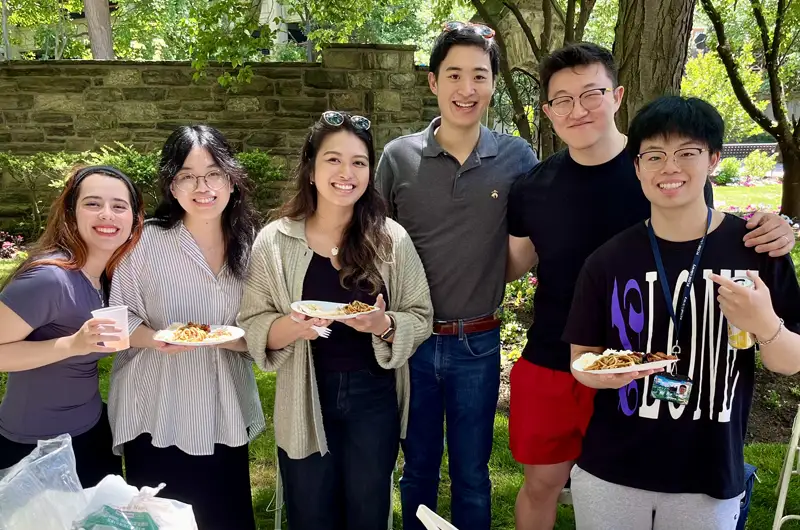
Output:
[279, 368, 400, 530]
[400, 328, 501, 530]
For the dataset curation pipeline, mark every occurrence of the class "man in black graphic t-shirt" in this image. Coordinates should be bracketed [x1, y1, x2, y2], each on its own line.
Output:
[563, 96, 800, 529]
[505, 43, 797, 530]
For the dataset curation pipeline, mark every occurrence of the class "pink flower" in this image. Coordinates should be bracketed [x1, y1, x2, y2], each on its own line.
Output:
[528, 276, 538, 286]
[2, 242, 12, 249]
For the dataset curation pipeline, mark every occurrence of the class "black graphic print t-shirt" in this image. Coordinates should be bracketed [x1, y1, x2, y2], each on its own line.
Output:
[563, 214, 800, 499]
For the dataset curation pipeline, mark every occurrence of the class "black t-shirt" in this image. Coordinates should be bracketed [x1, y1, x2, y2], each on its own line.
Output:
[508, 148, 714, 371]
[563, 214, 800, 499]
[302, 252, 390, 373]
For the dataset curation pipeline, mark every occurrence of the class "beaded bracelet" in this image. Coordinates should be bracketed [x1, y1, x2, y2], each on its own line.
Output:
[757, 318, 785, 346]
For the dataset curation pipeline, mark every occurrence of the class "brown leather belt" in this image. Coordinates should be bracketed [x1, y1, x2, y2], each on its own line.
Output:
[433, 314, 502, 336]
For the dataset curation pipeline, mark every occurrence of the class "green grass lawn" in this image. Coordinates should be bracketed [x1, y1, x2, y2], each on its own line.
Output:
[714, 184, 783, 210]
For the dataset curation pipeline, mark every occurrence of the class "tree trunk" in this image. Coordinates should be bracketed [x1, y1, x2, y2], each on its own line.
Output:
[84, 0, 115, 60]
[780, 145, 800, 218]
[1, 0, 10, 60]
[471, 0, 533, 145]
[613, 0, 696, 133]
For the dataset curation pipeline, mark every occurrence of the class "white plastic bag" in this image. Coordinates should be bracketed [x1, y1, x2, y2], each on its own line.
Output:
[74, 476, 198, 530]
[0, 434, 89, 530]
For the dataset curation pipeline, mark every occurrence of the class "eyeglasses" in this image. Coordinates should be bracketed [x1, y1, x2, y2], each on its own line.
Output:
[636, 148, 708, 172]
[442, 21, 495, 39]
[173, 170, 229, 192]
[321, 111, 371, 131]
[546, 88, 614, 117]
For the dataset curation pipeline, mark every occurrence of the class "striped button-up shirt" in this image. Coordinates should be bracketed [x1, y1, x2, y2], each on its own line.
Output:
[108, 221, 265, 456]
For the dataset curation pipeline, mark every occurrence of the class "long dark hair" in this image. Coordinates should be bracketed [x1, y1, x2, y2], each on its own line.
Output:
[276, 112, 392, 295]
[3, 165, 145, 295]
[151, 125, 258, 279]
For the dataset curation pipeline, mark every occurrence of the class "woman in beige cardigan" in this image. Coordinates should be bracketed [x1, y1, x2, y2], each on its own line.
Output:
[238, 111, 433, 530]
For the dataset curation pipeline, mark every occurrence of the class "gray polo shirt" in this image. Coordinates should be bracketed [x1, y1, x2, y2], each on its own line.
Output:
[377, 117, 538, 321]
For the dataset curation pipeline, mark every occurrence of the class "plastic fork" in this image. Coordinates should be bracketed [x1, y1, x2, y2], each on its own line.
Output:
[312, 326, 331, 338]
[290, 315, 331, 339]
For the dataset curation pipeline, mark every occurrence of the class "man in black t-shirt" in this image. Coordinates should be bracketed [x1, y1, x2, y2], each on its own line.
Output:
[563, 96, 800, 529]
[506, 43, 797, 530]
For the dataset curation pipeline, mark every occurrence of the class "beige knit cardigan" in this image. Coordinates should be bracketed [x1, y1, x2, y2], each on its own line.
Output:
[238, 216, 433, 459]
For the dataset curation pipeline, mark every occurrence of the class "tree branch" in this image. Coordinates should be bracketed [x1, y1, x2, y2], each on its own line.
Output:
[751, 0, 790, 136]
[564, 0, 576, 43]
[471, 0, 534, 143]
[574, 0, 597, 42]
[700, 0, 779, 136]
[503, 0, 541, 60]
[794, 116, 799, 144]
[549, 0, 566, 27]
[543, 0, 553, 53]
[778, 27, 799, 66]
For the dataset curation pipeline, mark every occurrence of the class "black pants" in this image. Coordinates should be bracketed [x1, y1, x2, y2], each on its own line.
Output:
[0, 404, 122, 489]
[279, 368, 400, 530]
[123, 433, 255, 530]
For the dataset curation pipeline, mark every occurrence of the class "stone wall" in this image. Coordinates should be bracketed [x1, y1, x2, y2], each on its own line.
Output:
[0, 44, 439, 234]
[0, 44, 437, 159]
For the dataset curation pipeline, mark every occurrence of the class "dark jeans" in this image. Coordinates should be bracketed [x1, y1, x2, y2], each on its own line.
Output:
[279, 368, 400, 530]
[400, 328, 501, 530]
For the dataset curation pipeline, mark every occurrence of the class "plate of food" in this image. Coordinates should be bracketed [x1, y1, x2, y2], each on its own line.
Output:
[153, 322, 245, 346]
[572, 349, 678, 374]
[290, 300, 379, 321]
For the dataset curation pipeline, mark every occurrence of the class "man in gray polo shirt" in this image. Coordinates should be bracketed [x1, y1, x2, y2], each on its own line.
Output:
[377, 23, 537, 530]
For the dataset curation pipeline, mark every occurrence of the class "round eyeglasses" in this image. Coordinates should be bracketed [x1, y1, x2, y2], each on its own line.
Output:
[442, 21, 496, 39]
[321, 111, 371, 131]
[173, 170, 229, 192]
[636, 148, 708, 172]
[546, 87, 614, 117]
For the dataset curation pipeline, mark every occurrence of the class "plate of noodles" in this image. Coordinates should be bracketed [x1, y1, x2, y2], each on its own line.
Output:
[290, 300, 379, 321]
[573, 349, 678, 374]
[153, 322, 245, 346]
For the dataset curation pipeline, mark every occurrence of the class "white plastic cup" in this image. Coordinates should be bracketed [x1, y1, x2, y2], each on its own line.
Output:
[90, 305, 130, 351]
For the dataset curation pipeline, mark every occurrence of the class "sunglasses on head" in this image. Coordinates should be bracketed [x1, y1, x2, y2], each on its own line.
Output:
[321, 111, 371, 131]
[442, 21, 496, 39]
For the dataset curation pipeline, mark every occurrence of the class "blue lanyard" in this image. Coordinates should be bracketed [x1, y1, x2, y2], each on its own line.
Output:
[646, 208, 712, 355]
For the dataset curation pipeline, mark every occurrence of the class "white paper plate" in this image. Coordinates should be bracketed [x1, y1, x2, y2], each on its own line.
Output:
[153, 323, 245, 346]
[290, 300, 379, 321]
[572, 350, 678, 374]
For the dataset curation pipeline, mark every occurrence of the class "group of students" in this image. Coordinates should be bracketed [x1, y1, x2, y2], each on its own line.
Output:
[1, 20, 800, 530]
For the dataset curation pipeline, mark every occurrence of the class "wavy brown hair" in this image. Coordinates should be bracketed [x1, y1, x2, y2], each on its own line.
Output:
[276, 112, 392, 295]
[2, 165, 145, 299]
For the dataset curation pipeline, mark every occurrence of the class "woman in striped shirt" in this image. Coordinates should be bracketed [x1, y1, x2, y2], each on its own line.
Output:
[108, 126, 264, 529]
[0, 166, 143, 486]
[239, 111, 433, 529]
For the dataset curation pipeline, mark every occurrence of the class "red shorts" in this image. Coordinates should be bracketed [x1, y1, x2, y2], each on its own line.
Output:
[509, 358, 596, 465]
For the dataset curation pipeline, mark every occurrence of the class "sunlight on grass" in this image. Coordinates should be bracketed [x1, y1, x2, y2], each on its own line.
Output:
[714, 184, 782, 210]
[745, 443, 800, 529]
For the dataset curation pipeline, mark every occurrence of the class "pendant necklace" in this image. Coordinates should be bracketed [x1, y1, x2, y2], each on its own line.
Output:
[82, 270, 105, 307]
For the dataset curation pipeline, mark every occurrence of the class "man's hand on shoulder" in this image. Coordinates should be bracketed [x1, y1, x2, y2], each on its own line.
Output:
[743, 211, 796, 257]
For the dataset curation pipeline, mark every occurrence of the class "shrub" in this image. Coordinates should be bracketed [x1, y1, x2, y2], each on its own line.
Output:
[2, 146, 289, 230]
[715, 157, 741, 186]
[742, 150, 778, 179]
[0, 231, 24, 259]
[503, 272, 537, 313]
[85, 143, 161, 208]
[0, 152, 83, 236]
[236, 149, 289, 217]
